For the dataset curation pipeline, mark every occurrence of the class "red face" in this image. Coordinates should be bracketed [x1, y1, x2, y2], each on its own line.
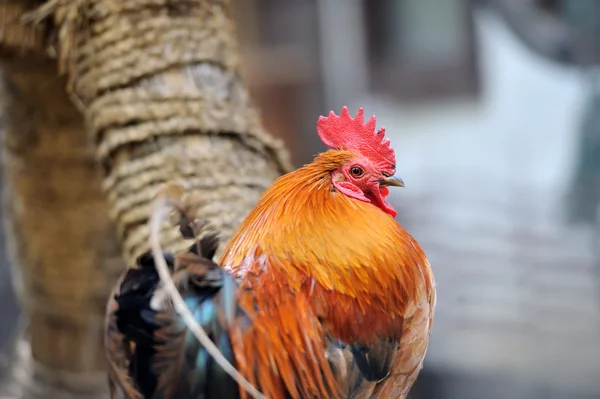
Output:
[331, 155, 403, 217]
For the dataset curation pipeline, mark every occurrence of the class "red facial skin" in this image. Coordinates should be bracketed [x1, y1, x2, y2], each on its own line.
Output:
[331, 155, 397, 217]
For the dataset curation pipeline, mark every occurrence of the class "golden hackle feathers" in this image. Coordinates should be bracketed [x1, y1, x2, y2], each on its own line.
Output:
[223, 150, 429, 320]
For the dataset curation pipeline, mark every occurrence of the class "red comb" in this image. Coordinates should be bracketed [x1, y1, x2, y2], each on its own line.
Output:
[316, 107, 395, 169]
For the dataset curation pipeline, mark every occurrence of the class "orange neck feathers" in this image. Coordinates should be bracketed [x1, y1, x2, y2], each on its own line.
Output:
[221, 150, 429, 340]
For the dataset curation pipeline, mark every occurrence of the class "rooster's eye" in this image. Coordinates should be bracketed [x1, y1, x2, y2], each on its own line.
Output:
[350, 166, 364, 178]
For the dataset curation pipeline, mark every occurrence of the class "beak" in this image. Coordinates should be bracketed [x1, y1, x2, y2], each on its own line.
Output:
[380, 175, 405, 188]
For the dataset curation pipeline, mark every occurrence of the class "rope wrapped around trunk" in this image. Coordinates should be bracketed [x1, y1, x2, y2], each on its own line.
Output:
[27, 0, 292, 264]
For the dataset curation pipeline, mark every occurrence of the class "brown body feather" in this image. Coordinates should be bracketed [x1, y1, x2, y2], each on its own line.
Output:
[221, 150, 436, 399]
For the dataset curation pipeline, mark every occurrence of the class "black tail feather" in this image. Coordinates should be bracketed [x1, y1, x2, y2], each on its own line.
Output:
[106, 232, 243, 399]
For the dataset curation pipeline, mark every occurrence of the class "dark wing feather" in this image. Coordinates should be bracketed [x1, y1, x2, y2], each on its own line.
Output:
[324, 337, 400, 399]
[105, 267, 147, 399]
[350, 338, 397, 382]
[152, 267, 239, 399]
[105, 233, 242, 399]
[109, 253, 172, 398]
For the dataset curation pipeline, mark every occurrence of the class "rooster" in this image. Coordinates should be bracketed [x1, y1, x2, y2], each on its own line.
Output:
[105, 107, 436, 399]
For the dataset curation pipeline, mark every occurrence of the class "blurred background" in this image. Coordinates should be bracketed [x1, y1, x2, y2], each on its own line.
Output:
[2, 0, 600, 398]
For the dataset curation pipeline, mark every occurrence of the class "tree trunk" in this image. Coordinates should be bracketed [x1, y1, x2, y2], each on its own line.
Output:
[0, 57, 124, 396]
[0, 0, 290, 396]
[47, 0, 291, 264]
[0, 1, 124, 397]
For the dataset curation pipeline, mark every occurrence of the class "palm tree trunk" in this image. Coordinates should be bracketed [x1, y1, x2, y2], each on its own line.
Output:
[0, 2, 124, 397]
[47, 0, 291, 264]
[0, 0, 290, 396]
[0, 56, 124, 397]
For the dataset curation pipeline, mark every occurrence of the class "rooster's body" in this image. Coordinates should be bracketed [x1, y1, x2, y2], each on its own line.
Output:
[106, 107, 436, 399]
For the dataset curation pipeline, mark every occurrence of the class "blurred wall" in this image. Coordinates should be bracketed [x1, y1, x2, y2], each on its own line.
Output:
[356, 9, 598, 397]
[368, 9, 584, 197]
